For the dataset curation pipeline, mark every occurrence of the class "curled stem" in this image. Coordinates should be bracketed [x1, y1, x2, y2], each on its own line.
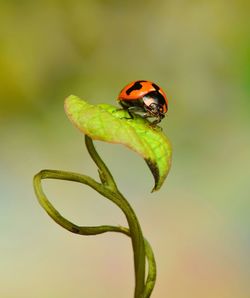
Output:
[33, 136, 156, 297]
[85, 136, 146, 297]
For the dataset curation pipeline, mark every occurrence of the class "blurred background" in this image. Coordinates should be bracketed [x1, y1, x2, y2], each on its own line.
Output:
[1, 1, 249, 297]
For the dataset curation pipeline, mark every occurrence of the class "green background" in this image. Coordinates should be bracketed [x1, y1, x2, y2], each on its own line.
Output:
[1, 1, 249, 297]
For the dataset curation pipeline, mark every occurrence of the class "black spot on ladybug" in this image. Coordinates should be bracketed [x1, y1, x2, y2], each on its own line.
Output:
[126, 80, 147, 95]
[152, 83, 160, 91]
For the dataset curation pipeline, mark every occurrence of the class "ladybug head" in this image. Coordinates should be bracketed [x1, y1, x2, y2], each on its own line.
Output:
[143, 91, 167, 117]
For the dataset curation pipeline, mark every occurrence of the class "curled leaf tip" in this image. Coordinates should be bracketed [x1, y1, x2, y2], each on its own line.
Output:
[145, 159, 160, 192]
[64, 95, 172, 192]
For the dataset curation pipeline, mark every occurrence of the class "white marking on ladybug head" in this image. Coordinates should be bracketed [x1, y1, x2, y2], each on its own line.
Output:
[143, 96, 156, 107]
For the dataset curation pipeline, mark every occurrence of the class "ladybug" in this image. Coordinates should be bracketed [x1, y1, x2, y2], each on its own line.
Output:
[118, 80, 168, 125]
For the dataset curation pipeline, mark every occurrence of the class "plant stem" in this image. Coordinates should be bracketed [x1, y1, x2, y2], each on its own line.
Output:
[84, 136, 145, 297]
[33, 136, 157, 297]
[85, 135, 118, 192]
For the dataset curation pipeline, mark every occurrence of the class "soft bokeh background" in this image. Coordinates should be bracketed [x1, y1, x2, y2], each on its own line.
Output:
[1, 1, 249, 297]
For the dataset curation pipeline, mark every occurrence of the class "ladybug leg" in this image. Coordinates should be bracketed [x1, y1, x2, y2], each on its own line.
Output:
[127, 107, 134, 119]
[117, 106, 139, 119]
[142, 112, 152, 119]
[127, 106, 145, 118]
[117, 101, 133, 119]
[118, 102, 142, 118]
[150, 114, 165, 126]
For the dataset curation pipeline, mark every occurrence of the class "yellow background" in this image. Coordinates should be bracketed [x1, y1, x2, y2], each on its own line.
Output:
[1, 1, 249, 297]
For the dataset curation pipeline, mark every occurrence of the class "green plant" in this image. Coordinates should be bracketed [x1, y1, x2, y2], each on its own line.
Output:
[33, 95, 172, 298]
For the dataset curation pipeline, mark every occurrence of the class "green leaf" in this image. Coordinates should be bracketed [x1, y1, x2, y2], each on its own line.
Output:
[64, 95, 172, 192]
